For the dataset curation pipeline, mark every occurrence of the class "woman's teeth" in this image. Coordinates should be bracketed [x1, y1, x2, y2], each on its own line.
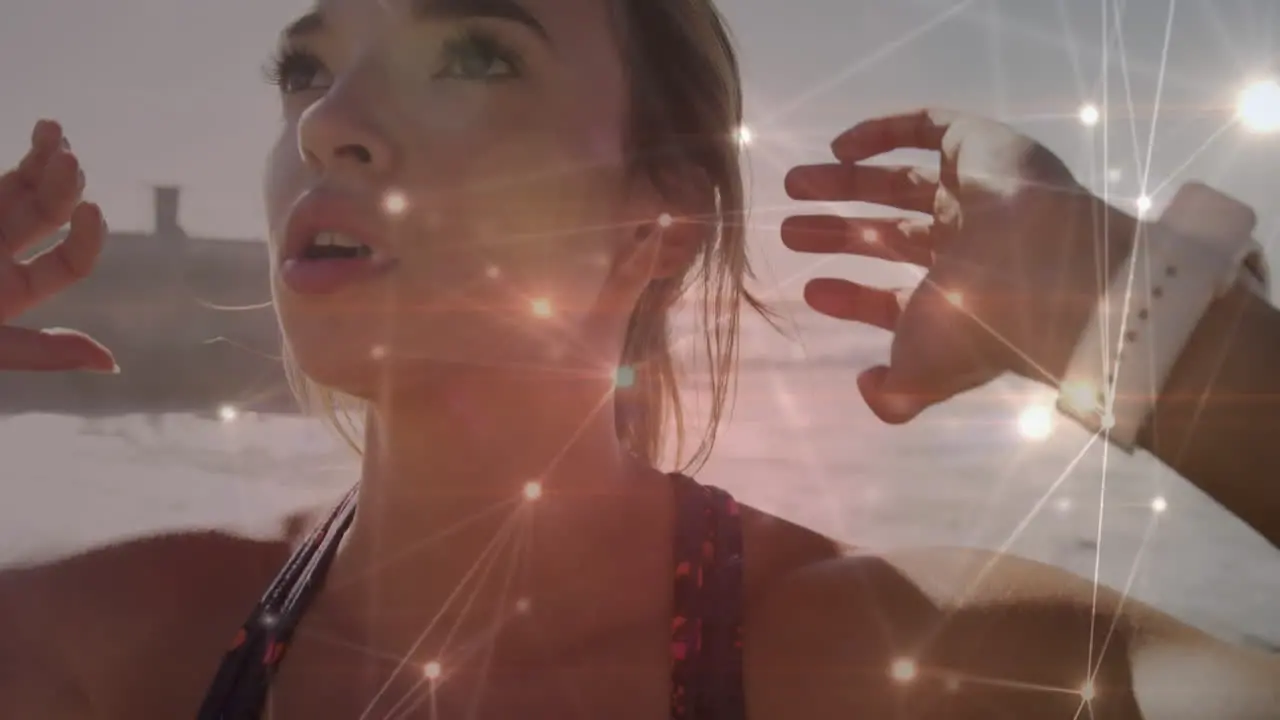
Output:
[303, 231, 373, 259]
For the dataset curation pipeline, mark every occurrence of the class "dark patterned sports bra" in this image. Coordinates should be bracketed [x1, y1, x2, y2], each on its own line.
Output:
[195, 474, 746, 719]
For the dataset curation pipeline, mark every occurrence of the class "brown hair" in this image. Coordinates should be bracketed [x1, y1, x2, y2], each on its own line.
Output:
[610, 0, 775, 472]
[287, 0, 776, 473]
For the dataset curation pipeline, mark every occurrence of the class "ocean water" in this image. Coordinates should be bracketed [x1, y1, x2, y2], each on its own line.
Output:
[3, 309, 1278, 650]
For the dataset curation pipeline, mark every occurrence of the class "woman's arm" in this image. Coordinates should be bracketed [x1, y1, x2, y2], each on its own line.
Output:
[1137, 274, 1280, 548]
[751, 550, 1280, 720]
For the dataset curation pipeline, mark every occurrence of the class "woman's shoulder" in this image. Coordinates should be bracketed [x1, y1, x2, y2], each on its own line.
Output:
[733, 501, 848, 600]
[0, 509, 319, 716]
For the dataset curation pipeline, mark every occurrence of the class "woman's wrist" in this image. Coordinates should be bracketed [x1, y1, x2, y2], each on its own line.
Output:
[1042, 193, 1139, 386]
[1045, 189, 1279, 544]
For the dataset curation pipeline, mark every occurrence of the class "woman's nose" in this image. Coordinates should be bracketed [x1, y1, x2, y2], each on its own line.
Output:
[296, 72, 396, 179]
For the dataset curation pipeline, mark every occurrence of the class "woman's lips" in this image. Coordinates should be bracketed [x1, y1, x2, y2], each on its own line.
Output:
[279, 255, 399, 295]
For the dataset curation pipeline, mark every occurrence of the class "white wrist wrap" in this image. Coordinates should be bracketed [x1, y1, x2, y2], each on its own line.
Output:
[1056, 183, 1267, 452]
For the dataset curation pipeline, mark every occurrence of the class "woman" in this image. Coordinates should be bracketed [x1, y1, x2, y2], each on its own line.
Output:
[1, 0, 1277, 717]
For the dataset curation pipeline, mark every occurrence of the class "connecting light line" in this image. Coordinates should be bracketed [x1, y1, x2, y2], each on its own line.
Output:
[386, 511, 534, 720]
[356, 506, 527, 720]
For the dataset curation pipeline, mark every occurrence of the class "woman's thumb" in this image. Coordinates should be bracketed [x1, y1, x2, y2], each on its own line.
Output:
[856, 365, 934, 424]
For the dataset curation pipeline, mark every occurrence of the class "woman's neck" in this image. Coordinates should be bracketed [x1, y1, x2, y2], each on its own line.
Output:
[315, 366, 674, 652]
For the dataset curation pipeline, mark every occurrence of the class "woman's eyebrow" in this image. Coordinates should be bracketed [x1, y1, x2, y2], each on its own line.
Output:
[283, 0, 551, 44]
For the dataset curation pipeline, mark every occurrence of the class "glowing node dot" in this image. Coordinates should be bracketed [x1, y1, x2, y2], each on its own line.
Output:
[735, 125, 754, 146]
[1136, 195, 1153, 216]
[485, 265, 501, 279]
[1079, 104, 1100, 127]
[1237, 79, 1280, 134]
[1079, 680, 1097, 701]
[943, 290, 964, 308]
[615, 365, 637, 389]
[1017, 404, 1054, 441]
[889, 657, 918, 683]
[423, 660, 443, 680]
[657, 212, 674, 229]
[523, 480, 543, 501]
[1150, 496, 1168, 514]
[217, 404, 239, 423]
[943, 674, 961, 692]
[515, 597, 532, 614]
[370, 344, 388, 361]
[382, 190, 408, 216]
[1107, 167, 1123, 184]
[1060, 379, 1101, 415]
[1054, 497, 1073, 514]
[860, 227, 881, 245]
[1099, 411, 1117, 431]
[530, 298, 553, 318]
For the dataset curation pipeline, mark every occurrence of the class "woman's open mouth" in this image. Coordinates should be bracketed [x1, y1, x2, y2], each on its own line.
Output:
[279, 193, 400, 295]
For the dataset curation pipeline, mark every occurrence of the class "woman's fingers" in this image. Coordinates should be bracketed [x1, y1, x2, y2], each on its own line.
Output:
[829, 108, 957, 163]
[0, 202, 105, 321]
[782, 215, 934, 267]
[0, 121, 69, 230]
[0, 325, 116, 373]
[0, 148, 84, 257]
[785, 163, 939, 214]
[803, 278, 909, 332]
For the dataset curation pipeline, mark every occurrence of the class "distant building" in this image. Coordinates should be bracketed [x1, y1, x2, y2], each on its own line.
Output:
[2, 187, 296, 416]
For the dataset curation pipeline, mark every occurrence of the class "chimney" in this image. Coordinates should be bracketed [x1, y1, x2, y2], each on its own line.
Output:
[154, 186, 183, 235]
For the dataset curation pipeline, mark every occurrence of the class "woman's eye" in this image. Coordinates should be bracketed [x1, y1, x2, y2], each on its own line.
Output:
[267, 49, 331, 95]
[437, 32, 520, 81]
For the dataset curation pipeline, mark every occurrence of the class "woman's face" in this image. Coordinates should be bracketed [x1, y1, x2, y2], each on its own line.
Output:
[263, 0, 657, 398]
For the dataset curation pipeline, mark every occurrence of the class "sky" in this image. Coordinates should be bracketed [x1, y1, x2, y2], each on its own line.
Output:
[1, 0, 1277, 301]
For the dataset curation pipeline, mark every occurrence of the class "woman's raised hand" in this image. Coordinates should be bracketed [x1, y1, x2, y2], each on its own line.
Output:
[0, 119, 115, 373]
[783, 109, 1133, 423]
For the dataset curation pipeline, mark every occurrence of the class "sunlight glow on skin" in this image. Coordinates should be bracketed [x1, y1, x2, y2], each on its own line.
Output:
[382, 190, 408, 216]
[1079, 104, 1100, 127]
[523, 480, 543, 501]
[1237, 79, 1280, 133]
[1017, 404, 1054, 440]
[217, 404, 239, 423]
[615, 365, 636, 389]
[889, 657, 918, 683]
[530, 298, 553, 318]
